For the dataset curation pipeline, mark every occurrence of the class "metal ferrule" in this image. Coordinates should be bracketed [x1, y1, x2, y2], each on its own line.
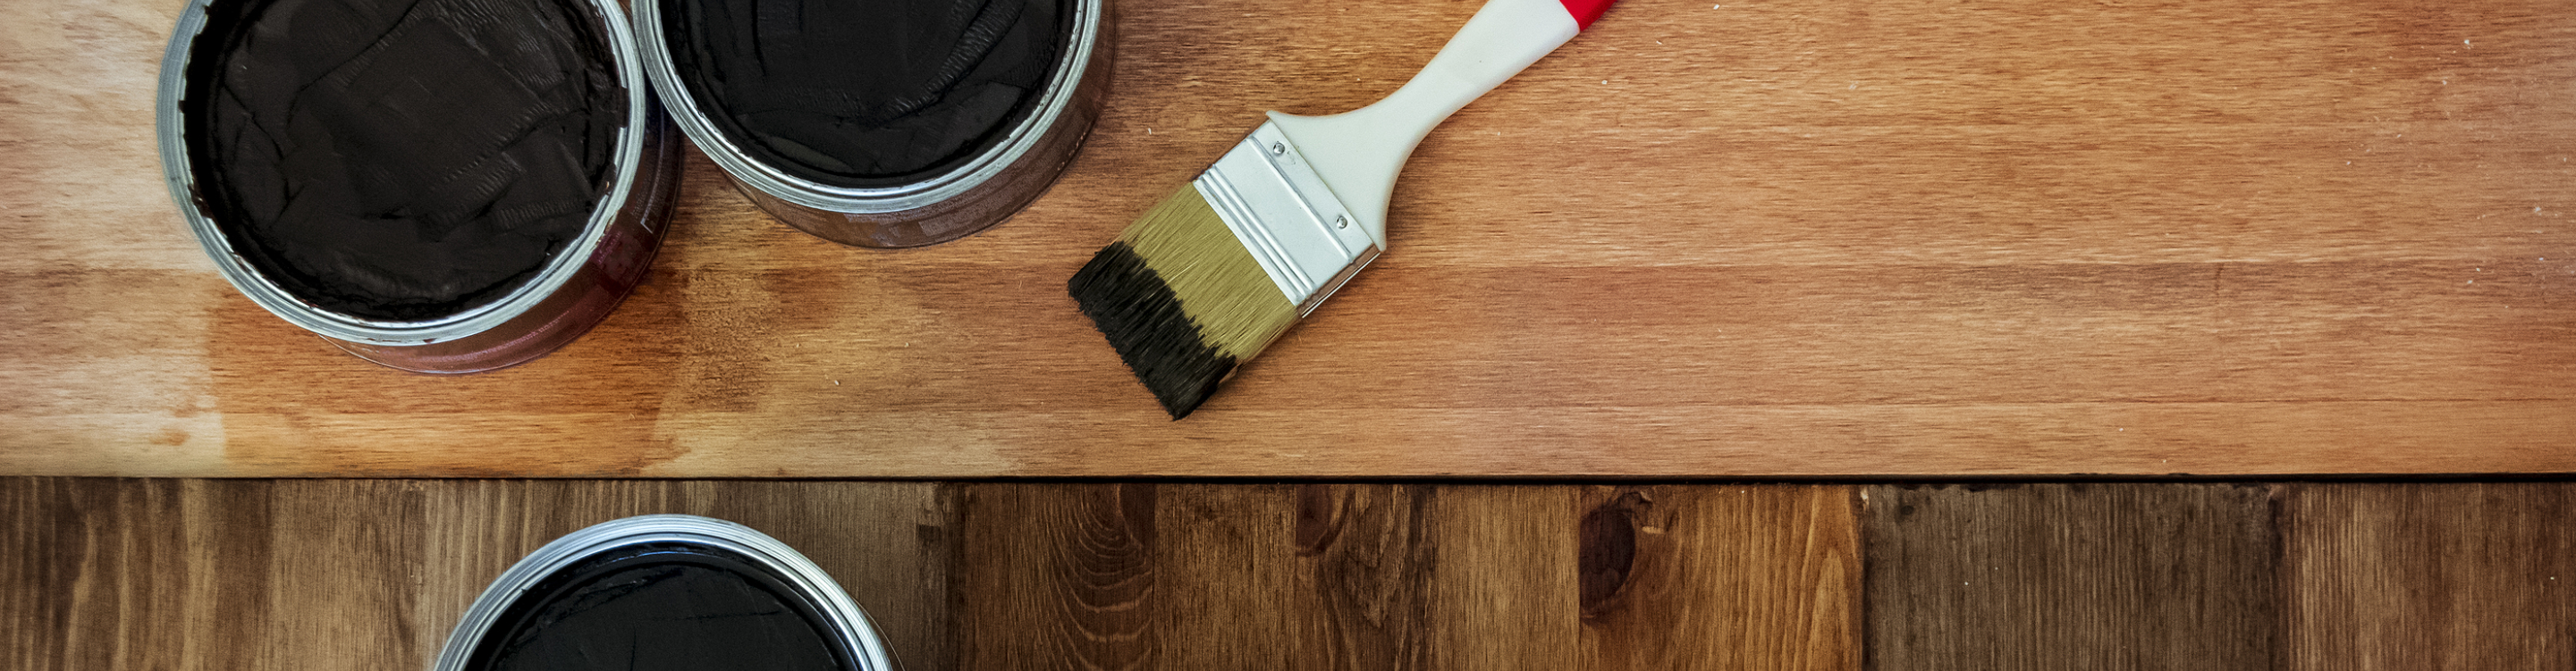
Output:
[1193, 122, 1382, 317]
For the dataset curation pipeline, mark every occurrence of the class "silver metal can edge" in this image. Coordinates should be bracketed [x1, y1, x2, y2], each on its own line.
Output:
[635, 0, 1116, 248]
[428, 514, 899, 671]
[156, 0, 678, 372]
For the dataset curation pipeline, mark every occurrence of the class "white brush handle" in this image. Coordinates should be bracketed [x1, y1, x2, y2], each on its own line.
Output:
[1266, 0, 1615, 247]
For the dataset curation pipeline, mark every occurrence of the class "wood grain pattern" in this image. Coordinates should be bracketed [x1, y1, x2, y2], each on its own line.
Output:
[0, 478, 953, 671]
[4, 1, 2572, 478]
[952, 483, 1862, 669]
[1286, 484, 1439, 670]
[956, 483, 1510, 670]
[1577, 486, 1860, 670]
[1, 478, 273, 671]
[20, 478, 2576, 668]
[2283, 482, 2576, 669]
[1422, 486, 1580, 670]
[1861, 483, 2280, 669]
[954, 483, 1159, 671]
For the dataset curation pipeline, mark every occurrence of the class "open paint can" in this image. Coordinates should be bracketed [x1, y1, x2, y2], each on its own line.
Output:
[434, 515, 897, 671]
[637, 0, 1113, 247]
[157, 0, 682, 373]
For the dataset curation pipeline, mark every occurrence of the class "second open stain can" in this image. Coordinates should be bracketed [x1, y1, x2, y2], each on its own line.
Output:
[637, 0, 1115, 247]
[433, 515, 899, 671]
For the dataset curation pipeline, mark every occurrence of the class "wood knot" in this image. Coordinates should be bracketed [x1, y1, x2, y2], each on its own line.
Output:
[1294, 484, 1346, 556]
[1579, 491, 1651, 616]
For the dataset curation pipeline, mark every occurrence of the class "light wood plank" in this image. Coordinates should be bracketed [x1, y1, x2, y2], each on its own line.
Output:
[3, 0, 2571, 477]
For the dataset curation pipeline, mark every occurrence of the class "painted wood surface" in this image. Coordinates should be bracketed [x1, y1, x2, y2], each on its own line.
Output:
[4, 0, 2572, 477]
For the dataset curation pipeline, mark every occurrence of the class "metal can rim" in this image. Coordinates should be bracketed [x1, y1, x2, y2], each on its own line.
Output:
[633, 0, 1108, 216]
[155, 0, 657, 347]
[429, 514, 899, 671]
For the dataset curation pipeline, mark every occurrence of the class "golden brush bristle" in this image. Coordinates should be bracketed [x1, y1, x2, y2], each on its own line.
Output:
[1117, 189, 1297, 360]
[1068, 185, 1296, 418]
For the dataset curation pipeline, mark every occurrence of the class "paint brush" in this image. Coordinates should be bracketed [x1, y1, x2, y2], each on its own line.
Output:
[1068, 0, 1619, 418]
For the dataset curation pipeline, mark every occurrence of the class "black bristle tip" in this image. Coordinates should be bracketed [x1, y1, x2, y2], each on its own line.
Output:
[1068, 241, 1237, 420]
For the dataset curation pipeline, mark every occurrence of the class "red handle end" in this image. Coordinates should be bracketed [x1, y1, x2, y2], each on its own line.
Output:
[1555, 0, 1616, 30]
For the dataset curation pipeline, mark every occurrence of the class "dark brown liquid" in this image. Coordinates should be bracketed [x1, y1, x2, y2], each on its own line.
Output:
[466, 542, 851, 671]
[182, 0, 626, 323]
[659, 0, 1067, 188]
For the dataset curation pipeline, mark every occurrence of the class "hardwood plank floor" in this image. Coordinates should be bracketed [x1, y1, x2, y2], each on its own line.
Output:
[2283, 483, 2576, 669]
[955, 483, 1154, 671]
[1577, 485, 1860, 670]
[2, 479, 273, 671]
[5, 478, 2572, 669]
[1860, 483, 2280, 669]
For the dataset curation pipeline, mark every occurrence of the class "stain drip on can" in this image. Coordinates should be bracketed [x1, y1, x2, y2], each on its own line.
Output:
[660, 0, 1067, 188]
[465, 541, 851, 671]
[182, 0, 626, 323]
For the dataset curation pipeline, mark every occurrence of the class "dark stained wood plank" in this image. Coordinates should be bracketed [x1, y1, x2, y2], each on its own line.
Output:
[1153, 483, 1435, 670]
[412, 481, 957, 671]
[172, 479, 274, 671]
[4, 479, 1842, 671]
[689, 481, 959, 671]
[2283, 483, 2576, 669]
[95, 478, 2576, 671]
[955, 482, 1159, 671]
[1578, 485, 1861, 670]
[0, 478, 956, 671]
[262, 481, 432, 668]
[1280, 484, 1440, 670]
[1862, 483, 2280, 669]
[1422, 486, 1579, 670]
[413, 479, 688, 662]
[0, 478, 272, 671]
[955, 483, 1592, 670]
[1153, 484, 1576, 670]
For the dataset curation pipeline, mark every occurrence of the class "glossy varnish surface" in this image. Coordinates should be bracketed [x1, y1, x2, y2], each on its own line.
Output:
[3, 0, 2572, 476]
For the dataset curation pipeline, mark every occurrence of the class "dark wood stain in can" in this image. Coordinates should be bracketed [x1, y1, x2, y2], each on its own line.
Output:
[182, 0, 626, 322]
[659, 0, 1067, 188]
[465, 542, 849, 671]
